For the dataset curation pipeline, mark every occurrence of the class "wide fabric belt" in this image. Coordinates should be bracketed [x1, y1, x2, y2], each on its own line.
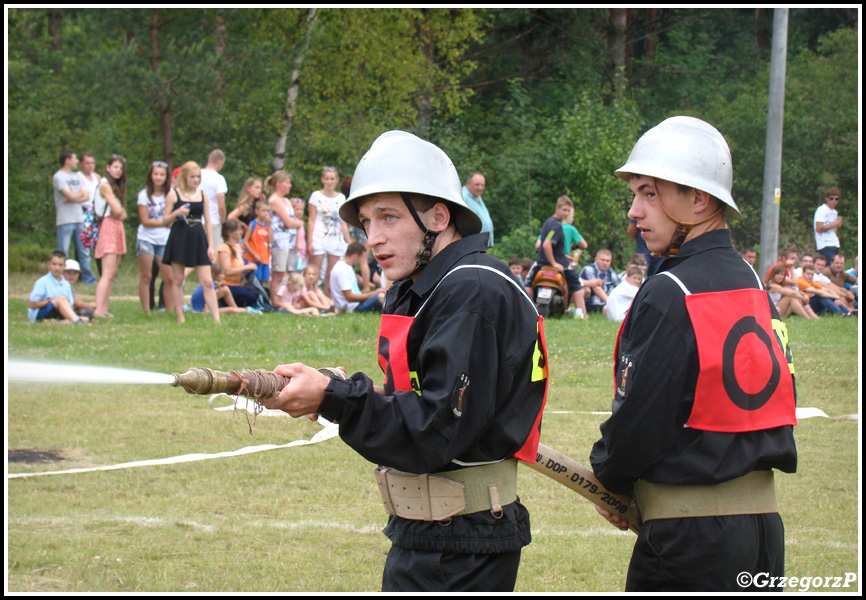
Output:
[634, 470, 777, 522]
[374, 459, 518, 521]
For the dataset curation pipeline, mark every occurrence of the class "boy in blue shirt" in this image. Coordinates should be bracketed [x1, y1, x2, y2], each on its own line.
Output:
[28, 251, 88, 324]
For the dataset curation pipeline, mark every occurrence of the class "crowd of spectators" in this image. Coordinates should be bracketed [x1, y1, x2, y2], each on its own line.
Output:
[37, 159, 858, 326]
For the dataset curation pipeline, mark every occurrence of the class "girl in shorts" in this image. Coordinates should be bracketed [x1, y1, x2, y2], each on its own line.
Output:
[136, 161, 173, 315]
[266, 170, 304, 309]
[307, 166, 351, 297]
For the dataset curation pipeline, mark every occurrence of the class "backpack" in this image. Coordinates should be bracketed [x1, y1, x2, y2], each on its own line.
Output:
[244, 272, 276, 311]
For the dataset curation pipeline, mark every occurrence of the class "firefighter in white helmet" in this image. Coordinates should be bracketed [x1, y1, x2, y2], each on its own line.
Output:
[590, 117, 797, 591]
[266, 131, 548, 592]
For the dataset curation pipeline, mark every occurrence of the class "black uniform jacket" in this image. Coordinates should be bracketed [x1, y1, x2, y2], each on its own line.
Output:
[319, 233, 547, 553]
[590, 229, 797, 495]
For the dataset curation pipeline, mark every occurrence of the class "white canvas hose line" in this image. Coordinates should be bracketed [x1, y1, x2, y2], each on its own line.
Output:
[8, 403, 339, 480]
[8, 401, 854, 481]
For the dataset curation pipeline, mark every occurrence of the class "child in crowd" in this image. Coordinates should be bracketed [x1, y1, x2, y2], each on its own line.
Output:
[275, 272, 321, 316]
[191, 262, 261, 315]
[618, 253, 648, 281]
[508, 257, 524, 282]
[62, 259, 96, 319]
[28, 251, 88, 324]
[218, 219, 261, 308]
[243, 198, 273, 288]
[297, 265, 335, 313]
[292, 197, 308, 272]
[604, 265, 644, 322]
[267, 171, 304, 309]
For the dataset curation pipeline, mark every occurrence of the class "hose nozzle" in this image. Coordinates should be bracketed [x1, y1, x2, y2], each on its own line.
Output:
[171, 368, 232, 396]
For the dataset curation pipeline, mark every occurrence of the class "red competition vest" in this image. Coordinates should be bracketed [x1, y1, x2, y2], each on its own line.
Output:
[377, 265, 549, 464]
[615, 271, 796, 433]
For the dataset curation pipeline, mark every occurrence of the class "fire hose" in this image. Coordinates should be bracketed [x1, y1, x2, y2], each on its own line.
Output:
[171, 367, 640, 533]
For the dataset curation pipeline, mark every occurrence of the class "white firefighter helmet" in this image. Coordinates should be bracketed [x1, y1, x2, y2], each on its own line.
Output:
[340, 130, 483, 236]
[615, 116, 739, 214]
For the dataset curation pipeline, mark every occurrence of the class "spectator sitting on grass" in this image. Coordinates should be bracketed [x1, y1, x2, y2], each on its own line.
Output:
[766, 263, 818, 320]
[823, 254, 857, 314]
[797, 264, 850, 316]
[191, 262, 261, 315]
[275, 272, 321, 316]
[580, 248, 621, 314]
[27, 251, 88, 325]
[329, 241, 386, 313]
[845, 257, 858, 305]
[61, 259, 96, 319]
[297, 265, 335, 313]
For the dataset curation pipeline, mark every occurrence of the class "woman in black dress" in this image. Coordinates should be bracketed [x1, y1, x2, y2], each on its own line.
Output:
[163, 161, 220, 324]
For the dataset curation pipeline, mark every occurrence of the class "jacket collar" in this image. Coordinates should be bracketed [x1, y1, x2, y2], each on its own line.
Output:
[411, 232, 489, 297]
[659, 228, 733, 270]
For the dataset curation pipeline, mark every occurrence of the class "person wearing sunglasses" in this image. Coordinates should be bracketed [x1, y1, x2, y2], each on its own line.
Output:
[814, 187, 843, 264]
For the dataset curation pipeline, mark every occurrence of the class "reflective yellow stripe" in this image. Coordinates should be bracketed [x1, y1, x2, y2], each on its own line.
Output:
[409, 371, 421, 396]
[772, 319, 795, 375]
[531, 322, 548, 382]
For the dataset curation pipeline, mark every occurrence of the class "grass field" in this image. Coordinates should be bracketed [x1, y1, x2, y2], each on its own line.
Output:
[5, 267, 861, 592]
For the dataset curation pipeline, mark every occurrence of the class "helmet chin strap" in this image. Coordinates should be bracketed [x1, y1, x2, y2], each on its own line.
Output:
[400, 192, 440, 274]
[651, 179, 724, 257]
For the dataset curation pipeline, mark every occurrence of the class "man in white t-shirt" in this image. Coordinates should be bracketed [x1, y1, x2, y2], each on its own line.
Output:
[199, 149, 228, 245]
[329, 242, 385, 313]
[814, 187, 843, 264]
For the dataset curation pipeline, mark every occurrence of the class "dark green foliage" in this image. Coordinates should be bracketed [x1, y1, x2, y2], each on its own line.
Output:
[8, 244, 56, 274]
[7, 8, 858, 265]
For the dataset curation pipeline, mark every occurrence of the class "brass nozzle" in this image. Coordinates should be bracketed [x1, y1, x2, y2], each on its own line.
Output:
[171, 368, 233, 396]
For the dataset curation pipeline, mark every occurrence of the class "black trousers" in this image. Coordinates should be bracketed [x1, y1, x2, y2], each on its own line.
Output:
[626, 513, 785, 592]
[381, 545, 522, 592]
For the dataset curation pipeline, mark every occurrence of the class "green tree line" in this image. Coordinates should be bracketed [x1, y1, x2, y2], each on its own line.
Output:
[7, 8, 859, 266]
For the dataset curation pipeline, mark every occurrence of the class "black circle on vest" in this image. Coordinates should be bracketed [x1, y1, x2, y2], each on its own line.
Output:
[722, 316, 781, 411]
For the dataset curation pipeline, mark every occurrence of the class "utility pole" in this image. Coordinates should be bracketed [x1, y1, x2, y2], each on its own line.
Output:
[758, 8, 788, 278]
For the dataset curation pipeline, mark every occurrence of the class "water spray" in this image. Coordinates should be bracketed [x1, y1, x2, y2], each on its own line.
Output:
[9, 360, 640, 530]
